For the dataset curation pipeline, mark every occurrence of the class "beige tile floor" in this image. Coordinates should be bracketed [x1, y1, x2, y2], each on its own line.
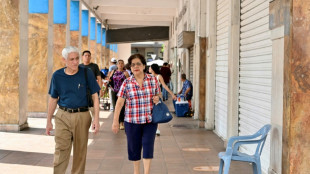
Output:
[0, 98, 253, 174]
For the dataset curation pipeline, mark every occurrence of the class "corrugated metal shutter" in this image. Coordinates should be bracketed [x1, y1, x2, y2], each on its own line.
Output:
[214, 0, 229, 139]
[189, 46, 194, 82]
[239, 0, 271, 173]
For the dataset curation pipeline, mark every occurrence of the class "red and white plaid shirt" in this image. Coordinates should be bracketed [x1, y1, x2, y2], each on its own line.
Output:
[117, 74, 160, 124]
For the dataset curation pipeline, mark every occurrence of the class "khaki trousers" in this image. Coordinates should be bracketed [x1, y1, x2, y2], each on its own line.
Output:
[53, 109, 92, 174]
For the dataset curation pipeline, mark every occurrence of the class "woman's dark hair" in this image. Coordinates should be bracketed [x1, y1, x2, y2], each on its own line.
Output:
[150, 64, 160, 74]
[128, 54, 147, 72]
[125, 63, 131, 70]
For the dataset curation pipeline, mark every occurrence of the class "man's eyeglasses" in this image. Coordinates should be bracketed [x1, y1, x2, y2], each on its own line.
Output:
[131, 62, 143, 67]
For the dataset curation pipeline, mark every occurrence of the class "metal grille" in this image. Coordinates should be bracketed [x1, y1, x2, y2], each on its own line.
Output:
[239, 0, 272, 172]
[214, 0, 230, 139]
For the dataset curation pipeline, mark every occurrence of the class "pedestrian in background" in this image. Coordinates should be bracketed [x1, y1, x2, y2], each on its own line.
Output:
[103, 59, 129, 129]
[178, 73, 193, 109]
[149, 63, 176, 136]
[80, 50, 102, 117]
[160, 62, 172, 101]
[107, 57, 118, 111]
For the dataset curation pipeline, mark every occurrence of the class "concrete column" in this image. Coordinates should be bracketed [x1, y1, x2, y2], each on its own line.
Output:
[269, 25, 284, 174]
[81, 10, 89, 51]
[102, 28, 109, 68]
[87, 10, 91, 51]
[28, 1, 49, 113]
[108, 46, 112, 60]
[226, 0, 240, 139]
[47, 0, 53, 100]
[78, 2, 82, 55]
[205, 0, 217, 130]
[196, 0, 207, 127]
[97, 40, 100, 66]
[66, 0, 70, 46]
[0, 0, 29, 131]
[198, 37, 207, 127]
[82, 36, 88, 52]
[105, 45, 109, 68]
[269, 3, 286, 174]
[53, 24, 66, 71]
[102, 46, 109, 68]
[90, 17, 96, 61]
[70, 0, 80, 48]
[52, 0, 67, 72]
[269, 0, 310, 173]
[96, 23, 102, 67]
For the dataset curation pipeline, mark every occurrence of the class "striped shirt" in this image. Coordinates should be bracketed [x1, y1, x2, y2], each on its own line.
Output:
[117, 74, 160, 124]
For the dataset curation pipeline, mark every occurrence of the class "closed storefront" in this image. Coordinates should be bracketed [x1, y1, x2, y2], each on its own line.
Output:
[214, 0, 229, 139]
[238, 0, 272, 172]
[189, 46, 194, 82]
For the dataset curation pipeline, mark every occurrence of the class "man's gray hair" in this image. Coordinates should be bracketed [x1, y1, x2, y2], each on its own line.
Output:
[62, 46, 79, 59]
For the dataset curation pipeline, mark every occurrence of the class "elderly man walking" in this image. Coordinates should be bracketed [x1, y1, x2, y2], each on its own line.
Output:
[45, 46, 101, 174]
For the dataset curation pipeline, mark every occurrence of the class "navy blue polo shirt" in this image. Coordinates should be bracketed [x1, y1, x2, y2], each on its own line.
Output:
[49, 67, 100, 108]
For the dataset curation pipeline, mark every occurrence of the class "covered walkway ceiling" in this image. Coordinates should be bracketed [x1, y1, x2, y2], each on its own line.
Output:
[82, 0, 178, 29]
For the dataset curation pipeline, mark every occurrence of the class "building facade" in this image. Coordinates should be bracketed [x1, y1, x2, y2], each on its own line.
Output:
[167, 0, 310, 174]
[0, 0, 118, 129]
[1, 0, 309, 174]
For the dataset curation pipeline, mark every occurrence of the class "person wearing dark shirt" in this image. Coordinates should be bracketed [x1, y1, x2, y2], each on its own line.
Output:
[80, 50, 102, 97]
[160, 62, 172, 101]
[80, 50, 102, 116]
[46, 46, 100, 173]
[178, 73, 193, 109]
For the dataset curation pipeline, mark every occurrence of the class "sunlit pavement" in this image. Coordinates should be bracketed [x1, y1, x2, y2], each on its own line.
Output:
[0, 98, 252, 174]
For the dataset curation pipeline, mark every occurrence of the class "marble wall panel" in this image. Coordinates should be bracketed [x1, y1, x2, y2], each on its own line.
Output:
[70, 31, 79, 48]
[110, 50, 113, 59]
[0, 0, 20, 124]
[269, 0, 287, 30]
[53, 24, 66, 72]
[199, 38, 206, 122]
[289, 93, 310, 173]
[104, 47, 110, 68]
[287, 1, 310, 173]
[96, 44, 101, 68]
[82, 36, 88, 52]
[101, 46, 107, 68]
[28, 14, 48, 112]
[282, 35, 291, 174]
[90, 40, 96, 63]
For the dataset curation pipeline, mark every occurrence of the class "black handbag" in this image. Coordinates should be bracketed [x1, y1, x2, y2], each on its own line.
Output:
[108, 70, 116, 89]
[84, 68, 94, 107]
[152, 98, 173, 123]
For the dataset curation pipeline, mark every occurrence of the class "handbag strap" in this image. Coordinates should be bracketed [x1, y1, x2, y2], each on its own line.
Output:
[108, 70, 116, 88]
[110, 70, 116, 81]
[151, 76, 161, 105]
[84, 68, 89, 88]
[84, 68, 90, 105]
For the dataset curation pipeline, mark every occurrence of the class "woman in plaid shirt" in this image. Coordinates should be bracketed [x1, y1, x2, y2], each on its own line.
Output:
[112, 54, 161, 174]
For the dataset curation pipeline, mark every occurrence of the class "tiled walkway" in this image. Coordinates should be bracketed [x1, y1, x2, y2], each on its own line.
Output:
[0, 99, 253, 174]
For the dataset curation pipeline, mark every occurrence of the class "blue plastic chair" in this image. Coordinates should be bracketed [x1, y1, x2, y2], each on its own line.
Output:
[218, 124, 271, 174]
